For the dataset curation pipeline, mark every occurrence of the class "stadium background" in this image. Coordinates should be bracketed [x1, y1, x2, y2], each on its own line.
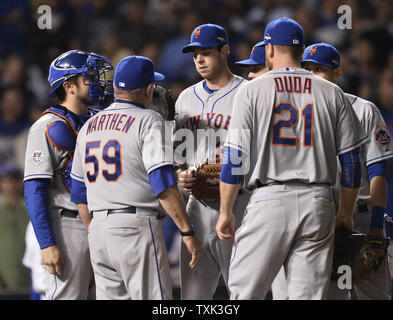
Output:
[0, 0, 392, 299]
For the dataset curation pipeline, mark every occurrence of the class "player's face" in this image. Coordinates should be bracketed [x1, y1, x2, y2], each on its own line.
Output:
[192, 47, 226, 80]
[75, 74, 92, 105]
[302, 62, 336, 83]
[248, 65, 269, 80]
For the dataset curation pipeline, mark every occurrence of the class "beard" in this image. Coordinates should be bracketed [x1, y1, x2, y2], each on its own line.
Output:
[79, 94, 92, 106]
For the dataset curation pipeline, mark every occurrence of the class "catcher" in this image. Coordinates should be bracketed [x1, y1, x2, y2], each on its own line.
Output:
[174, 23, 250, 300]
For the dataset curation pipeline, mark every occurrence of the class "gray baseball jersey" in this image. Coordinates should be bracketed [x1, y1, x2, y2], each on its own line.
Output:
[175, 75, 250, 299]
[71, 100, 177, 300]
[24, 109, 95, 300]
[175, 75, 246, 166]
[71, 101, 176, 212]
[326, 93, 393, 301]
[345, 93, 393, 199]
[24, 113, 77, 211]
[225, 67, 367, 188]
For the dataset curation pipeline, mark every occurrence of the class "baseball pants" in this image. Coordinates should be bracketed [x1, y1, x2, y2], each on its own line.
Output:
[179, 192, 250, 300]
[326, 199, 392, 300]
[88, 208, 172, 300]
[44, 208, 95, 300]
[228, 182, 336, 300]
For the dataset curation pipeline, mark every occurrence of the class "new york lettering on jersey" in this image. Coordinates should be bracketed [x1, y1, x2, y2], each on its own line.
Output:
[175, 76, 245, 164]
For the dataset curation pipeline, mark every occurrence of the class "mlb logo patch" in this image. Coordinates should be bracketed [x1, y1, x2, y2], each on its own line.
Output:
[32, 150, 48, 165]
[119, 82, 125, 87]
[374, 126, 391, 146]
[293, 39, 299, 44]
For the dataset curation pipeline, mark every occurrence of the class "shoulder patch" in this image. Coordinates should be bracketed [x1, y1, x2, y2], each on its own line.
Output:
[374, 126, 391, 146]
[46, 121, 76, 151]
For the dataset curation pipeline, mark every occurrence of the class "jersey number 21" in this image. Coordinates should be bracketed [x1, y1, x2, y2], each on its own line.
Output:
[272, 102, 313, 147]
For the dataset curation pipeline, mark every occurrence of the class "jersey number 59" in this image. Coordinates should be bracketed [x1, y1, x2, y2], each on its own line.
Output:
[85, 140, 122, 182]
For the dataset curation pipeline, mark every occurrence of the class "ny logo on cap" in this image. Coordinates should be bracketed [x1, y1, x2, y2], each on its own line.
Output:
[194, 28, 201, 39]
[309, 46, 318, 56]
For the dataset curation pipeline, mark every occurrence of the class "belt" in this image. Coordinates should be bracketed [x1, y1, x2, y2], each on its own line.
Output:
[256, 180, 284, 188]
[255, 180, 329, 189]
[93, 207, 165, 220]
[107, 207, 136, 214]
[61, 209, 79, 219]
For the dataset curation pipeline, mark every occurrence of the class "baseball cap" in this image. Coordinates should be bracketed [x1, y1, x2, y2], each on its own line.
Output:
[301, 43, 340, 69]
[235, 45, 266, 66]
[255, 17, 304, 47]
[114, 56, 165, 90]
[182, 24, 229, 53]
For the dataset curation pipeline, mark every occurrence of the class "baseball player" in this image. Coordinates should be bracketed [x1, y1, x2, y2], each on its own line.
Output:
[301, 43, 393, 300]
[175, 23, 249, 299]
[216, 17, 366, 300]
[70, 56, 201, 300]
[236, 44, 289, 300]
[24, 50, 114, 299]
[234, 44, 268, 80]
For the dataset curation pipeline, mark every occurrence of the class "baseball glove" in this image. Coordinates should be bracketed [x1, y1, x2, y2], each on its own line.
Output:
[331, 228, 389, 286]
[151, 84, 176, 121]
[192, 158, 222, 202]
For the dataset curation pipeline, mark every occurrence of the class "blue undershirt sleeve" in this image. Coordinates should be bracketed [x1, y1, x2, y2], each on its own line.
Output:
[220, 146, 244, 185]
[367, 160, 386, 180]
[24, 179, 56, 249]
[148, 165, 178, 196]
[338, 148, 361, 189]
[71, 178, 87, 204]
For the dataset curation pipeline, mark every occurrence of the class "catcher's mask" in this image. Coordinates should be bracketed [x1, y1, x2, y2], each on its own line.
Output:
[48, 50, 114, 108]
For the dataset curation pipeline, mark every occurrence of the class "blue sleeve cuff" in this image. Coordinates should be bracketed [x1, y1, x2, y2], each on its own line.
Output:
[71, 178, 87, 204]
[148, 165, 177, 196]
[370, 205, 385, 230]
[367, 160, 386, 180]
[220, 146, 243, 185]
[339, 148, 361, 188]
[24, 179, 56, 249]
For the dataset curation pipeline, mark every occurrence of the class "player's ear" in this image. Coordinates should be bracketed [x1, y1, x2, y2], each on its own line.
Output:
[146, 83, 154, 98]
[221, 45, 230, 57]
[266, 44, 274, 59]
[63, 80, 75, 96]
[334, 67, 343, 81]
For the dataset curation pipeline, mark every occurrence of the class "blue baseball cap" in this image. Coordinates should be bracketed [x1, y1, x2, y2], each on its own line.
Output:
[114, 56, 165, 90]
[255, 17, 304, 47]
[182, 24, 229, 53]
[301, 43, 340, 69]
[235, 45, 266, 66]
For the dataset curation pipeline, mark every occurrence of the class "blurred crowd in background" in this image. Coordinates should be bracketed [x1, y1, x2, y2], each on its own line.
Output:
[0, 0, 392, 298]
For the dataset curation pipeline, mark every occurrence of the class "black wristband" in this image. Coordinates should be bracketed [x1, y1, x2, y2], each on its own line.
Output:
[180, 226, 194, 237]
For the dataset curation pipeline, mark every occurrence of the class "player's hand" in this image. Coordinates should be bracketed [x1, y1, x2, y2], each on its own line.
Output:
[182, 236, 201, 268]
[41, 245, 64, 276]
[178, 169, 196, 194]
[216, 212, 235, 240]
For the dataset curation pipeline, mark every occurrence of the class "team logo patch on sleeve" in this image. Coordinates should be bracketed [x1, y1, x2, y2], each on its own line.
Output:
[31, 150, 48, 165]
[374, 126, 391, 146]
